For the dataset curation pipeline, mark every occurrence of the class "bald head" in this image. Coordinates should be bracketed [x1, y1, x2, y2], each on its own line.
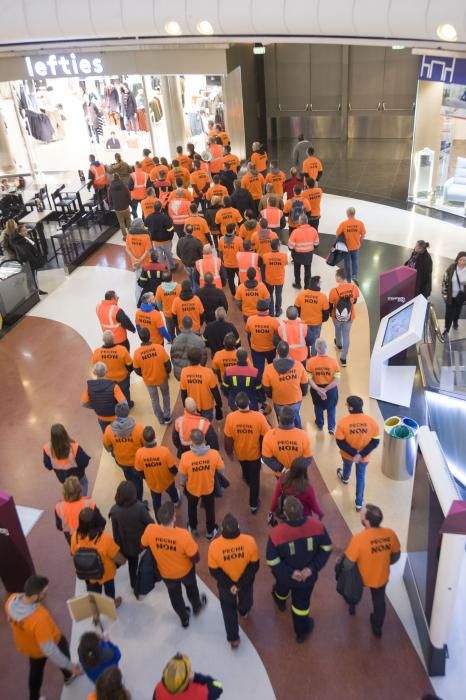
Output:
[185, 397, 198, 414]
[286, 306, 298, 320]
[102, 331, 114, 346]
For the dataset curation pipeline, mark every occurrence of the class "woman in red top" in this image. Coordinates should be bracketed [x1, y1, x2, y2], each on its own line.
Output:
[269, 457, 324, 521]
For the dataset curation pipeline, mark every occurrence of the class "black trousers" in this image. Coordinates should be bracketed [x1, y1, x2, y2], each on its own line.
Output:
[445, 294, 464, 331]
[225, 267, 239, 295]
[218, 581, 254, 642]
[126, 554, 139, 591]
[186, 490, 216, 534]
[29, 636, 71, 700]
[293, 255, 313, 288]
[239, 459, 261, 508]
[370, 585, 386, 631]
[273, 575, 317, 637]
[164, 567, 202, 623]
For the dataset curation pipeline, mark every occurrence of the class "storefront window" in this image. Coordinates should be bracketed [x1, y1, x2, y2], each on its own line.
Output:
[410, 62, 466, 218]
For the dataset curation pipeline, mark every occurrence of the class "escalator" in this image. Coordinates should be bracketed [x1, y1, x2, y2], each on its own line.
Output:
[418, 304, 466, 495]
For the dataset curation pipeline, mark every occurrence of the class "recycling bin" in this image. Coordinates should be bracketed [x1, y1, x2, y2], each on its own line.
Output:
[382, 417, 419, 481]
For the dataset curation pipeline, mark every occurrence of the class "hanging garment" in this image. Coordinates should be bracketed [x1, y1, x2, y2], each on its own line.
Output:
[149, 97, 163, 122]
[106, 86, 121, 114]
[188, 112, 203, 136]
[26, 110, 55, 142]
[137, 108, 148, 131]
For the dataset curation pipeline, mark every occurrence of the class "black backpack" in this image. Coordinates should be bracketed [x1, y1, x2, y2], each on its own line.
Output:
[290, 198, 305, 224]
[335, 291, 352, 323]
[73, 547, 104, 580]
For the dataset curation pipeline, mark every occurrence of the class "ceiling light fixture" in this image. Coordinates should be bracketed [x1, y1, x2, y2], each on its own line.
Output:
[197, 20, 214, 35]
[392, 45, 405, 50]
[165, 21, 182, 35]
[436, 23, 458, 42]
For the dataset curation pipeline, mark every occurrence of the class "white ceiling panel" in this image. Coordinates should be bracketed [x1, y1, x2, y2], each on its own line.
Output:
[388, 0, 430, 39]
[251, 0, 285, 35]
[283, 0, 320, 36]
[317, 0, 354, 36]
[353, 0, 391, 36]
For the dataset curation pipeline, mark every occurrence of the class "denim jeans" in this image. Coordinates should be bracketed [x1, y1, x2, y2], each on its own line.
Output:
[344, 250, 359, 281]
[274, 401, 302, 428]
[117, 463, 144, 501]
[342, 458, 368, 507]
[251, 348, 276, 381]
[266, 284, 283, 316]
[155, 241, 175, 270]
[312, 386, 338, 431]
[199, 408, 214, 421]
[79, 475, 89, 496]
[307, 324, 322, 356]
[146, 380, 171, 423]
[87, 579, 116, 599]
[184, 265, 198, 293]
[119, 375, 131, 404]
[333, 319, 353, 362]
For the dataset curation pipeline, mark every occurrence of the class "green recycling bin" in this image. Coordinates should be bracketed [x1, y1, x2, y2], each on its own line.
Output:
[382, 419, 418, 481]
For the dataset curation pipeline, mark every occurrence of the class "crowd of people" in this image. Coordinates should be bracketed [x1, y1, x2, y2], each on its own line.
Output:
[6, 132, 407, 700]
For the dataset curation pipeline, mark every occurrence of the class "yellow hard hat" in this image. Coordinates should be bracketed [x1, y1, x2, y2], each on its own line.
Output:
[162, 653, 192, 693]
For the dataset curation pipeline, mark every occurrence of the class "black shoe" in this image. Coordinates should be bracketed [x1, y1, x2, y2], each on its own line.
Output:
[443, 329, 449, 336]
[340, 358, 347, 368]
[193, 593, 207, 615]
[349, 604, 356, 616]
[370, 613, 382, 638]
[38, 289, 48, 295]
[334, 338, 342, 350]
[275, 308, 282, 317]
[453, 322, 459, 330]
[314, 421, 323, 431]
[296, 618, 314, 643]
[250, 499, 260, 514]
[272, 589, 287, 611]
[129, 400, 135, 408]
[182, 606, 191, 628]
[292, 283, 302, 289]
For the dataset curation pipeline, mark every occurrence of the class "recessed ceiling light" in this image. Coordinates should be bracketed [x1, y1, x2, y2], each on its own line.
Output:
[392, 45, 405, 50]
[197, 20, 214, 35]
[165, 21, 182, 35]
[436, 23, 458, 42]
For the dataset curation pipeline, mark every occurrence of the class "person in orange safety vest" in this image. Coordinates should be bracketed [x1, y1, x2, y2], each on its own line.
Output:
[128, 162, 149, 217]
[274, 305, 312, 364]
[96, 290, 136, 351]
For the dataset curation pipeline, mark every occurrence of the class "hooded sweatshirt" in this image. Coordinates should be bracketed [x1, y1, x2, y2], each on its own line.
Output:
[110, 415, 136, 437]
[137, 303, 171, 342]
[6, 594, 73, 669]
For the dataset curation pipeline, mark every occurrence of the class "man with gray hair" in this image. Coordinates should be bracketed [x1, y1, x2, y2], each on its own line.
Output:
[335, 207, 366, 283]
[306, 337, 341, 435]
[274, 305, 312, 365]
[92, 331, 133, 405]
[171, 316, 208, 380]
[81, 362, 127, 432]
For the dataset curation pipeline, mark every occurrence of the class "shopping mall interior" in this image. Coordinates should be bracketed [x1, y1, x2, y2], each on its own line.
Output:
[1, 2, 466, 700]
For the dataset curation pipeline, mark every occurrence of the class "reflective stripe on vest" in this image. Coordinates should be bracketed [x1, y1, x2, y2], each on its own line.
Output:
[279, 320, 306, 350]
[197, 256, 221, 288]
[131, 170, 148, 199]
[290, 228, 316, 253]
[96, 301, 126, 344]
[91, 164, 108, 187]
[169, 199, 190, 224]
[237, 252, 258, 275]
[262, 207, 281, 228]
[46, 442, 78, 471]
[177, 417, 206, 446]
[57, 498, 91, 533]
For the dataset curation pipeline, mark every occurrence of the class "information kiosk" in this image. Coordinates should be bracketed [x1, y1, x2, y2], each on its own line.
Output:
[369, 294, 427, 407]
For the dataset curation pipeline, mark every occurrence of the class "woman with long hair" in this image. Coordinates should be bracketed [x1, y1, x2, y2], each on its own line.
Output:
[78, 631, 121, 686]
[43, 423, 91, 494]
[109, 481, 153, 596]
[88, 666, 131, 700]
[70, 508, 126, 605]
[54, 476, 103, 545]
[442, 250, 466, 334]
[404, 240, 432, 298]
[269, 457, 324, 522]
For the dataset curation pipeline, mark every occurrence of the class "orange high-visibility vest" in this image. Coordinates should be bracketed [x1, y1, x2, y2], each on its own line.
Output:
[288, 225, 319, 253]
[130, 169, 149, 199]
[236, 251, 261, 284]
[278, 319, 308, 362]
[196, 255, 222, 288]
[90, 164, 108, 189]
[175, 413, 208, 446]
[261, 207, 282, 229]
[168, 198, 191, 224]
[96, 299, 127, 344]
[55, 497, 92, 534]
[43, 442, 78, 471]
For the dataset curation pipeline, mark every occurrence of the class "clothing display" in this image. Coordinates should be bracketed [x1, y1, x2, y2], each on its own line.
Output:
[149, 96, 163, 122]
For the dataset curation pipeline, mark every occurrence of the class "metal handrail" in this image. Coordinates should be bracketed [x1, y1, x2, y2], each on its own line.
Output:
[308, 103, 342, 112]
[278, 103, 309, 112]
[348, 102, 381, 111]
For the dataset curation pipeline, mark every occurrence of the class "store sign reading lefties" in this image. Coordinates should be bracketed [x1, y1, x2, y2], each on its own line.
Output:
[25, 54, 104, 78]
